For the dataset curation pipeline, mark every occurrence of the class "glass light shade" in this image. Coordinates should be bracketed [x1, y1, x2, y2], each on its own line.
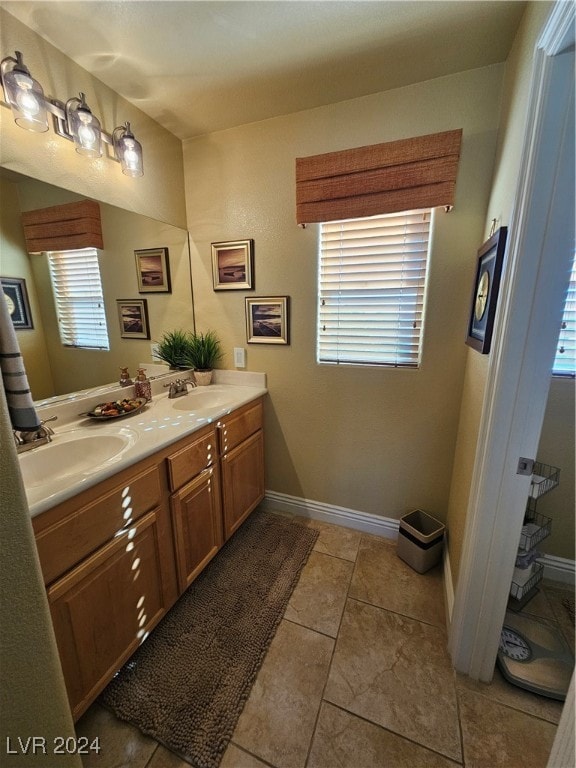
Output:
[67, 95, 102, 157]
[1, 55, 48, 132]
[114, 123, 144, 177]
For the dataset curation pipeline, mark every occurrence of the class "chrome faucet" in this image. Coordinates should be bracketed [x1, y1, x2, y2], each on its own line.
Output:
[163, 377, 196, 399]
[14, 416, 58, 454]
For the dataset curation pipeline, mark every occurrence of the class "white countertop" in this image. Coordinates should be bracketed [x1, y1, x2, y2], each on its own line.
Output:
[21, 370, 267, 518]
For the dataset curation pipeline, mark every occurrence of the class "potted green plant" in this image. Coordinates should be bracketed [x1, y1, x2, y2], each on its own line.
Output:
[183, 330, 223, 385]
[154, 329, 194, 370]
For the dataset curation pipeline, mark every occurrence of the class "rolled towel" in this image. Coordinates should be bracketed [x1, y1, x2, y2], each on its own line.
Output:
[0, 287, 40, 432]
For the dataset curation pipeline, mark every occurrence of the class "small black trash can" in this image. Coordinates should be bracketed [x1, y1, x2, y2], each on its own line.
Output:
[397, 509, 445, 573]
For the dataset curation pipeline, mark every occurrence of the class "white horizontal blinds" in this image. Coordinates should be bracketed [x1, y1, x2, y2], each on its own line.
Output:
[318, 209, 431, 367]
[553, 254, 576, 376]
[47, 248, 110, 350]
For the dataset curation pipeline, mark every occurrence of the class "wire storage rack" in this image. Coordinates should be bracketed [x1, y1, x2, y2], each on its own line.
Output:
[509, 460, 560, 611]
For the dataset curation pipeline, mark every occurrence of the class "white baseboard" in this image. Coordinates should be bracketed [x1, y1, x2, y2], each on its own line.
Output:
[538, 553, 575, 586]
[262, 490, 399, 539]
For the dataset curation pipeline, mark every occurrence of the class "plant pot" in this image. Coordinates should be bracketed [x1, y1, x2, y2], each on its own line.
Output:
[194, 370, 213, 386]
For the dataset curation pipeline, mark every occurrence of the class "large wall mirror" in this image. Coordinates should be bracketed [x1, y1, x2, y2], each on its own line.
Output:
[0, 168, 195, 403]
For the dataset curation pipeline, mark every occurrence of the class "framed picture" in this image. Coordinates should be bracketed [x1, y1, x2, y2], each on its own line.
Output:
[135, 247, 171, 293]
[246, 296, 289, 345]
[117, 299, 150, 339]
[466, 227, 508, 354]
[212, 239, 254, 290]
[1, 277, 33, 329]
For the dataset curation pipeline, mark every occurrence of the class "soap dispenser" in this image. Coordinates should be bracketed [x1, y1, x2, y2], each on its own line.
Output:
[134, 368, 152, 401]
[119, 367, 133, 387]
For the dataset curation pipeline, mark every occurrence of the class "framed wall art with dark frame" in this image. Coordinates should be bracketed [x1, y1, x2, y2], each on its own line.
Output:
[211, 239, 254, 290]
[1, 276, 33, 329]
[246, 296, 290, 345]
[117, 299, 150, 339]
[134, 247, 171, 293]
[466, 226, 508, 354]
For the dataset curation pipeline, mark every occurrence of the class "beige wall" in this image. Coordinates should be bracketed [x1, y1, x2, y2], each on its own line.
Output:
[536, 378, 575, 561]
[0, 8, 186, 228]
[445, 1, 575, 583]
[184, 64, 505, 522]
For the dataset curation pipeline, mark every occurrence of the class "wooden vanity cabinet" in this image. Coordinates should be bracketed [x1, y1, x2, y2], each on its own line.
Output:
[31, 396, 265, 721]
[167, 427, 223, 593]
[32, 459, 177, 721]
[218, 399, 265, 540]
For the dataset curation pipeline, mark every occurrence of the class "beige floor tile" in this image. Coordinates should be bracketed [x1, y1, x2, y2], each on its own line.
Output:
[455, 667, 564, 724]
[75, 703, 157, 768]
[232, 619, 334, 768]
[303, 518, 362, 562]
[324, 598, 461, 762]
[220, 743, 271, 767]
[307, 702, 462, 768]
[284, 550, 353, 636]
[518, 586, 557, 622]
[349, 535, 446, 627]
[458, 687, 558, 768]
[145, 744, 195, 767]
[540, 583, 575, 651]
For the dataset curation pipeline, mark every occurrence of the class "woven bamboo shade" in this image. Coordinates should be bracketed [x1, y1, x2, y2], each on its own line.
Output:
[21, 200, 103, 253]
[296, 129, 462, 224]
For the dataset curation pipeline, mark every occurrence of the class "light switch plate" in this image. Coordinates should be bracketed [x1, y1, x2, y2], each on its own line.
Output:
[234, 347, 246, 368]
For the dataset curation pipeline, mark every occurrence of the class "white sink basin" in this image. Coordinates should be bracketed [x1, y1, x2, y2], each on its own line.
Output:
[170, 386, 239, 412]
[18, 427, 138, 487]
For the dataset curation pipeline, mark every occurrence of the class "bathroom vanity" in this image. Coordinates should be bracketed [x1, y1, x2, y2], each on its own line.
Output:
[24, 373, 266, 720]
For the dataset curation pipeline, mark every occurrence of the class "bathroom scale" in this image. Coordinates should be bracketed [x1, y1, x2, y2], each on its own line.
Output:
[497, 611, 574, 701]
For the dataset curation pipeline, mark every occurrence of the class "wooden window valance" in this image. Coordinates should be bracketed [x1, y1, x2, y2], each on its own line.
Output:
[295, 129, 462, 224]
[21, 200, 103, 253]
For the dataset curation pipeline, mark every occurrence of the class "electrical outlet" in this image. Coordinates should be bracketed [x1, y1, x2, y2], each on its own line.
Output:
[234, 347, 246, 368]
[150, 343, 159, 360]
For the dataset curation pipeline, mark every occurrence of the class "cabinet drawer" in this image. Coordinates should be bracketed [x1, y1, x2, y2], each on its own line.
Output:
[166, 429, 216, 491]
[35, 465, 161, 586]
[218, 400, 263, 455]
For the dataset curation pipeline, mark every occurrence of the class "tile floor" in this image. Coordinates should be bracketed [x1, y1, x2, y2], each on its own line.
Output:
[76, 511, 574, 768]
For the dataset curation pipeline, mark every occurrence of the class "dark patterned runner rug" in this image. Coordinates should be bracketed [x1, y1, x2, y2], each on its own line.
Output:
[562, 596, 575, 623]
[100, 511, 318, 768]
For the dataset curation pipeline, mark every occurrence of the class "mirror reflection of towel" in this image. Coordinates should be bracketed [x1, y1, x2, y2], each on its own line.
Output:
[0, 289, 40, 432]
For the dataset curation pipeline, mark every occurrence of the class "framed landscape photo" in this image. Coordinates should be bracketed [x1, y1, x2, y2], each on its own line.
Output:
[117, 299, 150, 339]
[1, 276, 33, 329]
[135, 247, 171, 293]
[212, 239, 254, 290]
[246, 296, 289, 344]
[466, 227, 508, 354]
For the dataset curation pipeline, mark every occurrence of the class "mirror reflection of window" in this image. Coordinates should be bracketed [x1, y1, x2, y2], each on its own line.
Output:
[552, 253, 575, 377]
[47, 248, 110, 350]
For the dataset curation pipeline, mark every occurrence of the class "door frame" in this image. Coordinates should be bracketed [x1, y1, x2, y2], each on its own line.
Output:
[448, 0, 574, 681]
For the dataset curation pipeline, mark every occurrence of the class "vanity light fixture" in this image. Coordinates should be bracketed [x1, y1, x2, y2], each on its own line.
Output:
[1, 49, 144, 177]
[0, 50, 49, 132]
[65, 92, 102, 157]
[113, 122, 143, 177]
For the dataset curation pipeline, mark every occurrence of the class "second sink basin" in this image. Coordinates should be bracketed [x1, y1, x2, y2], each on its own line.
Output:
[19, 427, 138, 488]
[170, 386, 240, 412]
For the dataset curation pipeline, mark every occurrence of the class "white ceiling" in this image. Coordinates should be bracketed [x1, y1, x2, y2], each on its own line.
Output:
[2, 1, 527, 140]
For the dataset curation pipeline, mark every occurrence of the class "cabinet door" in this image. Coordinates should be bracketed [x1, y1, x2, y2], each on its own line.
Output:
[221, 429, 264, 540]
[170, 465, 223, 593]
[47, 508, 170, 721]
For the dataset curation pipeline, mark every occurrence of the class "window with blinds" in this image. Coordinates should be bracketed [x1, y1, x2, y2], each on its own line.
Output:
[552, 254, 575, 376]
[47, 248, 110, 350]
[318, 209, 431, 367]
